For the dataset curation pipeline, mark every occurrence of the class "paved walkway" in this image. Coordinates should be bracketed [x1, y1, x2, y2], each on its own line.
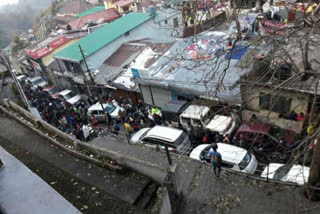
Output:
[0, 146, 80, 214]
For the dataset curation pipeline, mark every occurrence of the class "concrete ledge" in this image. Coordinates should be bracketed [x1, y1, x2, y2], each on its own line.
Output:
[0, 106, 123, 172]
[0, 103, 167, 183]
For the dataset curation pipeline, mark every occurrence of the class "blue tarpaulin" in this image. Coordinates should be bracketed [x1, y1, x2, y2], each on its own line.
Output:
[225, 45, 248, 60]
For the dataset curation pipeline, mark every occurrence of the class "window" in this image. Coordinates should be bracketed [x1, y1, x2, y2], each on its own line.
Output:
[259, 93, 292, 114]
[164, 20, 168, 25]
[192, 119, 202, 127]
[181, 117, 190, 125]
[123, 6, 129, 12]
[173, 17, 179, 28]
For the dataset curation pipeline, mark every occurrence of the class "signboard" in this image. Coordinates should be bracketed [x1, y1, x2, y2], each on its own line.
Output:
[131, 68, 140, 79]
[25, 36, 68, 60]
[50, 36, 68, 49]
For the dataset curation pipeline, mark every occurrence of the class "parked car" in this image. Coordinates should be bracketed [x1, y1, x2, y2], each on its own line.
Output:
[87, 102, 125, 122]
[162, 100, 189, 127]
[261, 163, 309, 185]
[234, 121, 296, 149]
[42, 86, 60, 99]
[58, 89, 81, 106]
[179, 105, 237, 138]
[130, 126, 192, 155]
[189, 143, 258, 174]
[16, 75, 27, 84]
[26, 76, 48, 90]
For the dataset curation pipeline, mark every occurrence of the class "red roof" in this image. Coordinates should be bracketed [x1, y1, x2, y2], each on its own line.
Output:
[66, 8, 120, 30]
[115, 0, 134, 7]
[237, 121, 271, 134]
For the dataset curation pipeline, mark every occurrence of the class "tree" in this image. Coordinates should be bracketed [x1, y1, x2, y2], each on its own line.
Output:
[11, 36, 28, 55]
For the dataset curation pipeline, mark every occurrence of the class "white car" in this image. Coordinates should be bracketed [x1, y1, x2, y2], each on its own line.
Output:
[261, 163, 310, 185]
[26, 76, 48, 90]
[179, 105, 237, 137]
[189, 143, 258, 174]
[16, 75, 27, 83]
[130, 126, 192, 155]
[58, 89, 81, 105]
[87, 102, 124, 122]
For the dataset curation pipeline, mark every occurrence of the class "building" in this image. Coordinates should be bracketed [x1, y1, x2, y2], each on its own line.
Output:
[64, 8, 120, 30]
[57, 0, 94, 17]
[103, 0, 137, 14]
[54, 12, 175, 87]
[95, 40, 174, 104]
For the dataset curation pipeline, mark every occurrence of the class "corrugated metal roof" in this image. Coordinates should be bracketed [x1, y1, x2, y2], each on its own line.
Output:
[54, 13, 154, 62]
[67, 8, 120, 30]
[75, 6, 106, 18]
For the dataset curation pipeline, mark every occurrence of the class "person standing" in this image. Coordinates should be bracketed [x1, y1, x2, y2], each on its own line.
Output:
[209, 143, 222, 178]
[223, 134, 231, 144]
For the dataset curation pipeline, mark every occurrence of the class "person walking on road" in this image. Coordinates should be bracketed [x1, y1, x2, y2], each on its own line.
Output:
[209, 143, 222, 178]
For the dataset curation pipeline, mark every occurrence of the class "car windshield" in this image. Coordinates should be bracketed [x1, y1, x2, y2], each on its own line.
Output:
[104, 104, 115, 113]
[32, 78, 44, 85]
[64, 91, 76, 100]
[274, 165, 290, 181]
[238, 152, 252, 170]
[203, 112, 213, 125]
[201, 145, 212, 160]
[139, 129, 151, 140]
[48, 88, 58, 95]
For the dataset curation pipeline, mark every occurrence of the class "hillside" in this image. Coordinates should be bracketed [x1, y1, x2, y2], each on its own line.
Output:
[0, 0, 52, 48]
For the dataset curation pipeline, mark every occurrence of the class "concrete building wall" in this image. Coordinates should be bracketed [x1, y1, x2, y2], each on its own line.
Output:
[241, 85, 308, 133]
[243, 86, 309, 115]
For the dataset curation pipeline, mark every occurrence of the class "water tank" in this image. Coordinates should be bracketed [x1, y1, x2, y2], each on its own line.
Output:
[148, 6, 156, 16]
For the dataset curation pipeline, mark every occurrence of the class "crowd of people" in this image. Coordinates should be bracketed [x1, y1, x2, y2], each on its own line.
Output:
[24, 86, 166, 142]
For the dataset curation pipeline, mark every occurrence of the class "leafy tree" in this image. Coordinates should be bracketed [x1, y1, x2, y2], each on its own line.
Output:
[11, 36, 28, 55]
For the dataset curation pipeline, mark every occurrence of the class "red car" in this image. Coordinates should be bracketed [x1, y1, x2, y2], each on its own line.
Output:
[42, 86, 60, 99]
[235, 121, 296, 147]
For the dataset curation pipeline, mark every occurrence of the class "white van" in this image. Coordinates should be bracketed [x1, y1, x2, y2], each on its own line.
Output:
[189, 143, 258, 174]
[87, 102, 124, 122]
[26, 76, 48, 90]
[58, 89, 81, 106]
[179, 105, 237, 137]
[130, 126, 192, 155]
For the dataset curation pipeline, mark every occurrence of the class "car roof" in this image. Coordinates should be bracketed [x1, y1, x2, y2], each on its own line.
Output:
[206, 115, 232, 132]
[180, 105, 209, 120]
[28, 76, 43, 81]
[16, 75, 26, 79]
[88, 102, 111, 112]
[145, 126, 183, 142]
[43, 86, 54, 91]
[216, 143, 247, 164]
[162, 100, 188, 113]
[58, 89, 72, 96]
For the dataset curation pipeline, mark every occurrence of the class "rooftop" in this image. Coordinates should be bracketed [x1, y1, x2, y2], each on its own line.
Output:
[0, 146, 80, 214]
[57, 0, 93, 16]
[115, 0, 134, 7]
[95, 40, 174, 91]
[54, 13, 154, 62]
[66, 8, 120, 30]
[75, 6, 106, 18]
[132, 15, 260, 104]
[180, 105, 210, 120]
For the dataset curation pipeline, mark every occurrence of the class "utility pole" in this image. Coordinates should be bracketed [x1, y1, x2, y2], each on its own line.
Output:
[78, 45, 106, 116]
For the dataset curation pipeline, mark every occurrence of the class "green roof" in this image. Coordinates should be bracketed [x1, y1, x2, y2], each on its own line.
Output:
[75, 6, 105, 18]
[55, 13, 153, 62]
